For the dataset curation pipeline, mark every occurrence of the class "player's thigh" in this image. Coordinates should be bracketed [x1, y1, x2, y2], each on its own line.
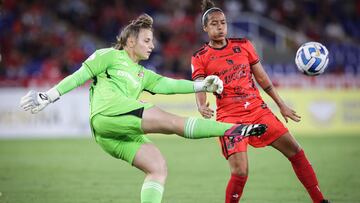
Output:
[142, 106, 186, 135]
[92, 113, 151, 164]
[248, 110, 289, 148]
[95, 135, 151, 164]
[218, 117, 250, 159]
[133, 143, 167, 178]
[271, 132, 302, 158]
[92, 112, 145, 138]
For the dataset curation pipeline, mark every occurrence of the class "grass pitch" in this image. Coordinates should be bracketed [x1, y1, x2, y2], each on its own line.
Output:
[0, 135, 359, 203]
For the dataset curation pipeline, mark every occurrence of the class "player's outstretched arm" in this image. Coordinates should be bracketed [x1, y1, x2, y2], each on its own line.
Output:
[20, 65, 93, 114]
[145, 74, 223, 95]
[194, 77, 215, 119]
[252, 62, 301, 123]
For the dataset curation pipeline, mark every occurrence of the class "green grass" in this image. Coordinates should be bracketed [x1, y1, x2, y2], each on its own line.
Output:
[0, 135, 359, 203]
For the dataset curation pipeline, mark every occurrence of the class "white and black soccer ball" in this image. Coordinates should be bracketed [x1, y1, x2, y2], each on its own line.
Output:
[295, 42, 329, 76]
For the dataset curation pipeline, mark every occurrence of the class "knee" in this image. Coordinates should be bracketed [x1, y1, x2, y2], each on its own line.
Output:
[230, 163, 248, 176]
[287, 145, 303, 158]
[148, 159, 168, 182]
[158, 159, 168, 178]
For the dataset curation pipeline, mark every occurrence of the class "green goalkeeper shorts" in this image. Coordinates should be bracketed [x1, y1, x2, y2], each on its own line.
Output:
[91, 106, 153, 164]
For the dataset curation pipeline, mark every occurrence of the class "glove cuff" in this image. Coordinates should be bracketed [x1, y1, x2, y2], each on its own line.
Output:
[193, 81, 206, 92]
[46, 87, 60, 103]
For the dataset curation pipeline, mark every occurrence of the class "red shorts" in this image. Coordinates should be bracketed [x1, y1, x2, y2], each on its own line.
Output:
[218, 108, 288, 159]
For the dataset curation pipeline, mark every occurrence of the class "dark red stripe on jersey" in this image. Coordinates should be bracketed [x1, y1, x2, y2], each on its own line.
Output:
[220, 136, 229, 158]
[228, 38, 247, 43]
[192, 74, 206, 81]
[250, 59, 260, 66]
[192, 45, 207, 57]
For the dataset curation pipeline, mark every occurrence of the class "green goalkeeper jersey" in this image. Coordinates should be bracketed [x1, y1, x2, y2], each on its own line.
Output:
[54, 48, 194, 118]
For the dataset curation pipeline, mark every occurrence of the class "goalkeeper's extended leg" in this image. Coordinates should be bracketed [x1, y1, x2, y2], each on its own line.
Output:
[141, 106, 266, 141]
[182, 118, 266, 140]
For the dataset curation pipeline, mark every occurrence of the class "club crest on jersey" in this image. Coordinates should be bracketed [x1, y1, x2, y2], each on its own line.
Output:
[138, 71, 144, 78]
[232, 46, 241, 53]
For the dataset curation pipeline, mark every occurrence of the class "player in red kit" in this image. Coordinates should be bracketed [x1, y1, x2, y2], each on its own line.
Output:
[191, 1, 330, 203]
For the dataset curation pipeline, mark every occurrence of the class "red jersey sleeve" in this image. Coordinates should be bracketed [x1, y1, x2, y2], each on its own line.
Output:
[245, 40, 260, 66]
[191, 55, 206, 80]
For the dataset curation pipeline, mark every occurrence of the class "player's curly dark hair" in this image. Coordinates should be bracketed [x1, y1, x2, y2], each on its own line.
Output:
[114, 13, 153, 50]
[201, 0, 223, 26]
[201, 0, 216, 11]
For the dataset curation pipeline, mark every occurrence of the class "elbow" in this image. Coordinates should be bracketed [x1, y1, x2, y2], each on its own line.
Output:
[257, 78, 272, 89]
[255, 76, 266, 86]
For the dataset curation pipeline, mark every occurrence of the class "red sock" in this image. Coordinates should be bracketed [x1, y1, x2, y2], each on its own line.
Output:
[289, 149, 324, 203]
[225, 174, 248, 203]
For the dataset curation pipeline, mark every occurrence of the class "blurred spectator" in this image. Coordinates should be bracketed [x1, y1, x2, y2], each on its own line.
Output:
[0, 0, 359, 88]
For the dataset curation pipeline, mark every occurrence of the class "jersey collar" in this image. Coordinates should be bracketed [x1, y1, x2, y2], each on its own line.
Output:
[207, 39, 229, 50]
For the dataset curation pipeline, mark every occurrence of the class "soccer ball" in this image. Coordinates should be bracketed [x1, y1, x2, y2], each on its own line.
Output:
[295, 42, 329, 76]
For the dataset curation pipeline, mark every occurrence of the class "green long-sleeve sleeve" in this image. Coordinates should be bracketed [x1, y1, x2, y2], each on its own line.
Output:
[145, 77, 195, 94]
[55, 65, 93, 95]
[55, 48, 114, 96]
[142, 68, 197, 94]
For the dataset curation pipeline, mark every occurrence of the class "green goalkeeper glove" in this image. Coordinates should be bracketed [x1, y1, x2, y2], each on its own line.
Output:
[20, 88, 60, 114]
[194, 75, 223, 94]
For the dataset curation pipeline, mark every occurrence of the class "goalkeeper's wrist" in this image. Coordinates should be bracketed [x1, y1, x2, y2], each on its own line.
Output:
[46, 87, 60, 103]
[193, 81, 206, 92]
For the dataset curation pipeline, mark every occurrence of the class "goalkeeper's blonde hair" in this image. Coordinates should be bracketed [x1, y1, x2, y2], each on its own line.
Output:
[114, 14, 153, 50]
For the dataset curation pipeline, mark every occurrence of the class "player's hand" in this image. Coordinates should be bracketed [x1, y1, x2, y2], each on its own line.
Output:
[20, 88, 60, 114]
[198, 101, 214, 119]
[203, 75, 223, 94]
[279, 104, 301, 123]
[20, 91, 51, 114]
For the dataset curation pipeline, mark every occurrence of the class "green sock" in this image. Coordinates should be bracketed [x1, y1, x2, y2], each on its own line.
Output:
[141, 180, 164, 203]
[184, 117, 233, 139]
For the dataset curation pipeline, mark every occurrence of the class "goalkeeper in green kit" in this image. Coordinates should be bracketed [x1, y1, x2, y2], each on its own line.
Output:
[20, 14, 267, 203]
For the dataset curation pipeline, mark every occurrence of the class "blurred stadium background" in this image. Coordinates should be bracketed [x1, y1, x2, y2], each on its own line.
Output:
[0, 0, 359, 202]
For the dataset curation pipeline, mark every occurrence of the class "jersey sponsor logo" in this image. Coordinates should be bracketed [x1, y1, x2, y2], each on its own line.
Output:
[234, 86, 245, 95]
[117, 70, 139, 87]
[209, 53, 233, 61]
[223, 69, 247, 84]
[232, 46, 241, 53]
[215, 64, 248, 77]
[231, 93, 258, 102]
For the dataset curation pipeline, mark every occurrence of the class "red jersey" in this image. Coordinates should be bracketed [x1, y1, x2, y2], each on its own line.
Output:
[191, 38, 265, 121]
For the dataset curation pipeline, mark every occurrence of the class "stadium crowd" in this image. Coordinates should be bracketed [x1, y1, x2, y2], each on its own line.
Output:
[1, 0, 359, 87]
